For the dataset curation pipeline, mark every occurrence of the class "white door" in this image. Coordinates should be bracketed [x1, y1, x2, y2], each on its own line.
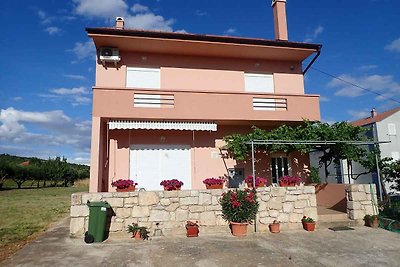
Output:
[130, 145, 191, 190]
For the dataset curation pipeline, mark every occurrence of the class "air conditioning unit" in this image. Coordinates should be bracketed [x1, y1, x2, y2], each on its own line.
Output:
[99, 47, 121, 66]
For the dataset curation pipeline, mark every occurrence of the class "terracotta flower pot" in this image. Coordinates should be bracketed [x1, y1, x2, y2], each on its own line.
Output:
[246, 181, 265, 188]
[163, 186, 181, 191]
[269, 223, 280, 233]
[186, 225, 199, 237]
[279, 181, 289, 187]
[116, 185, 136, 192]
[206, 184, 223, 189]
[133, 231, 141, 240]
[371, 217, 379, 228]
[303, 222, 316, 232]
[230, 222, 248, 237]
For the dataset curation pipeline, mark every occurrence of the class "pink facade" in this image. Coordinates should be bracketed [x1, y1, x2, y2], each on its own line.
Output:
[88, 3, 322, 192]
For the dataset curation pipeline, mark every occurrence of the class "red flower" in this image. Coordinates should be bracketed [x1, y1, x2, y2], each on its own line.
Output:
[232, 200, 241, 208]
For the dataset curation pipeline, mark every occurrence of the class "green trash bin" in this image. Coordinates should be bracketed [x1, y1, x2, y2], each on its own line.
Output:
[86, 201, 111, 243]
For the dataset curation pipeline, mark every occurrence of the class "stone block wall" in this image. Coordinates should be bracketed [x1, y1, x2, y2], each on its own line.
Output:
[70, 186, 317, 237]
[345, 184, 378, 220]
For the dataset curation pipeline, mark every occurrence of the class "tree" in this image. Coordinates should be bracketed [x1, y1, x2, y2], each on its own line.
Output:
[381, 159, 400, 192]
[0, 161, 12, 189]
[11, 165, 29, 189]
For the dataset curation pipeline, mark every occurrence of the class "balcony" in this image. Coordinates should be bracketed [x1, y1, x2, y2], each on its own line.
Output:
[92, 87, 320, 123]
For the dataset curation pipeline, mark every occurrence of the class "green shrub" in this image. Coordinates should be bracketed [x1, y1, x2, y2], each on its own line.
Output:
[219, 189, 259, 223]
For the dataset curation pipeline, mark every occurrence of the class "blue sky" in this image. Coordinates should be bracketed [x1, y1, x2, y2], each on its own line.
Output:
[0, 0, 399, 164]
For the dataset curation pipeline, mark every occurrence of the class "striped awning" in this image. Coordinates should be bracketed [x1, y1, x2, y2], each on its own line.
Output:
[108, 120, 217, 131]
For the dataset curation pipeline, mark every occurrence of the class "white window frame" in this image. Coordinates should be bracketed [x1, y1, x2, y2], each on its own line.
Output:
[271, 156, 290, 184]
[244, 73, 274, 93]
[388, 123, 396, 136]
[126, 67, 160, 89]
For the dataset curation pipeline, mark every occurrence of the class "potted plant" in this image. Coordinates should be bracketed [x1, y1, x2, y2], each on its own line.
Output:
[245, 176, 267, 188]
[279, 176, 301, 187]
[186, 221, 199, 237]
[160, 179, 184, 191]
[269, 220, 280, 233]
[111, 179, 138, 192]
[219, 189, 259, 237]
[302, 216, 316, 231]
[127, 223, 150, 240]
[363, 214, 379, 228]
[203, 178, 225, 189]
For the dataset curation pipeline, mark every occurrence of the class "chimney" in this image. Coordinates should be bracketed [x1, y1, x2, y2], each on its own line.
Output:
[115, 17, 125, 29]
[272, 0, 288, 41]
[371, 108, 377, 118]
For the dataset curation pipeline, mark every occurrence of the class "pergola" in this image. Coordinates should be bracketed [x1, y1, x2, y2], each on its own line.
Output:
[246, 139, 391, 201]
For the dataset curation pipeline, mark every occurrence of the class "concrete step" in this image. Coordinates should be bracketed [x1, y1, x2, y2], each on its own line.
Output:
[317, 220, 358, 229]
[317, 211, 360, 228]
[318, 213, 349, 222]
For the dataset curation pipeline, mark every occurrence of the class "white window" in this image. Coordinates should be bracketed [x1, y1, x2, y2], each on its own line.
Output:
[126, 67, 160, 89]
[271, 157, 289, 184]
[388, 123, 396, 136]
[244, 73, 274, 93]
[392, 152, 400, 161]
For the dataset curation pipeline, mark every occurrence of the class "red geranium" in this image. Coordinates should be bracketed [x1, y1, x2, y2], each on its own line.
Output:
[245, 176, 267, 187]
[111, 179, 137, 189]
[279, 176, 302, 185]
[203, 178, 225, 186]
[160, 179, 184, 191]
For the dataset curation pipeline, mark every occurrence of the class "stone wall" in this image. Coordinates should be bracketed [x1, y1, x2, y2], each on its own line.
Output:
[345, 184, 378, 221]
[70, 186, 317, 237]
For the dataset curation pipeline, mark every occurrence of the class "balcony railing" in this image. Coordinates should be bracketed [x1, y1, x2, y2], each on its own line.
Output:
[93, 87, 320, 122]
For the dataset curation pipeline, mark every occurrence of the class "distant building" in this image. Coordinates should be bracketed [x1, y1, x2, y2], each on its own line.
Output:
[351, 107, 400, 194]
[311, 107, 400, 195]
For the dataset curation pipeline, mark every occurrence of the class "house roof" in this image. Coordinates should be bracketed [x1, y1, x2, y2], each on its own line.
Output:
[19, 161, 30, 166]
[87, 28, 321, 62]
[352, 107, 400, 127]
[86, 27, 322, 51]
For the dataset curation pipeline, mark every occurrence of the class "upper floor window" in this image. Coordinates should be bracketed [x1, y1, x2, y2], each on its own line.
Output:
[126, 67, 160, 89]
[388, 123, 396, 136]
[244, 73, 274, 93]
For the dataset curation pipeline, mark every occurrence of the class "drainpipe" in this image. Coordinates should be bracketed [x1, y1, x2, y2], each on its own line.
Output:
[303, 48, 321, 75]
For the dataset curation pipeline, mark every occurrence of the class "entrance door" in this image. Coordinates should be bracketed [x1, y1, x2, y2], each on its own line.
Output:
[130, 145, 191, 190]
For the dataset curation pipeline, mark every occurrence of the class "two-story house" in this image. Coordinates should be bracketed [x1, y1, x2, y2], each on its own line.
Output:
[88, 0, 322, 192]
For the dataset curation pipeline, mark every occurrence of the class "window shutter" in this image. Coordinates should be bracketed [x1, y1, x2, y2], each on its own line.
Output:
[388, 123, 396, 136]
[126, 67, 160, 89]
[244, 73, 274, 93]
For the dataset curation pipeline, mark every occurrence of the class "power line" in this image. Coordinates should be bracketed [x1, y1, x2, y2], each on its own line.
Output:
[310, 67, 400, 104]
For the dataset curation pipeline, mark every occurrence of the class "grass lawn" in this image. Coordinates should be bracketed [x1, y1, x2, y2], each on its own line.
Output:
[0, 184, 88, 261]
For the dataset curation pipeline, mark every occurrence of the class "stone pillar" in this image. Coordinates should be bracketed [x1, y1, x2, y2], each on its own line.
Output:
[346, 184, 377, 221]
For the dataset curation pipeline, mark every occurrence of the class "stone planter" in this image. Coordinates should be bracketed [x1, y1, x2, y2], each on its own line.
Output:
[230, 222, 248, 237]
[303, 222, 316, 232]
[116, 185, 136, 192]
[269, 223, 280, 233]
[186, 225, 199, 237]
[205, 184, 223, 189]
